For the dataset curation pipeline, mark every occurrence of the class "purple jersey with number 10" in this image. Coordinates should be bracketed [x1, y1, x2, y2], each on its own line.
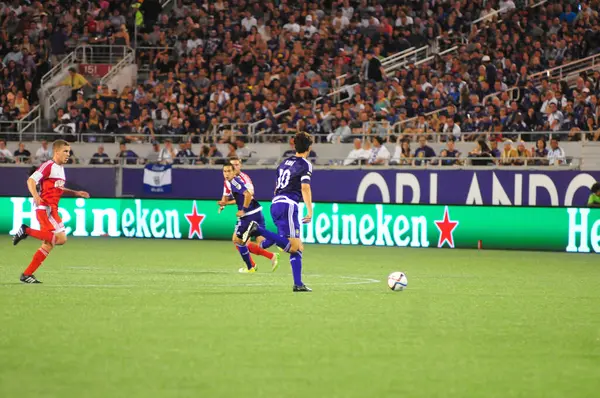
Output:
[273, 156, 312, 203]
[270, 156, 312, 238]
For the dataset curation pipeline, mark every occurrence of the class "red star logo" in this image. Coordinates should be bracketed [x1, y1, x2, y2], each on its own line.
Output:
[185, 201, 205, 239]
[434, 206, 459, 248]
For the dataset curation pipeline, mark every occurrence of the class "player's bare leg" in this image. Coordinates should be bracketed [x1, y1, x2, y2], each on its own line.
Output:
[20, 232, 67, 284]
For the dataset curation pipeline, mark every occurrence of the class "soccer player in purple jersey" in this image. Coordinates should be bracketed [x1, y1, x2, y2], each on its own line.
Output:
[222, 162, 280, 273]
[242, 133, 314, 292]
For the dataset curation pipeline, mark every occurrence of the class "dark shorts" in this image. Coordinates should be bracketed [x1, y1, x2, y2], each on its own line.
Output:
[234, 211, 265, 239]
[270, 199, 300, 238]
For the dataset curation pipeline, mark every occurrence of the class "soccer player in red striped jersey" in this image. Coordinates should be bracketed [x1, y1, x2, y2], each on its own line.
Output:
[218, 157, 279, 272]
[12, 140, 90, 284]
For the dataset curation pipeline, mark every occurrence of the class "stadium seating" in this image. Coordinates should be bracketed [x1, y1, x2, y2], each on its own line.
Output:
[1, 0, 600, 162]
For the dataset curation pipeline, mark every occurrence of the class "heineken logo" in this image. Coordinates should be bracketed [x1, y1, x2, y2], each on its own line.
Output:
[299, 203, 459, 249]
[9, 197, 184, 239]
[3, 197, 599, 253]
[566, 208, 600, 253]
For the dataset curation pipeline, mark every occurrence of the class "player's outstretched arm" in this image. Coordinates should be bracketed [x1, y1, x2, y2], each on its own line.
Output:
[301, 183, 313, 224]
[62, 188, 90, 198]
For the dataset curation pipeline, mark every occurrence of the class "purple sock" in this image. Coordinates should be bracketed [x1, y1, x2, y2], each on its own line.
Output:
[256, 226, 290, 252]
[260, 239, 275, 249]
[290, 251, 303, 286]
[236, 244, 254, 269]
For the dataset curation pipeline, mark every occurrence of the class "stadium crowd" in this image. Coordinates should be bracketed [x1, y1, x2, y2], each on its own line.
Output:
[1, 0, 600, 152]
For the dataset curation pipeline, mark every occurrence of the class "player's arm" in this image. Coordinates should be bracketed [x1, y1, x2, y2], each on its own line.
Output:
[217, 195, 235, 206]
[237, 190, 254, 218]
[301, 183, 313, 223]
[26, 177, 42, 206]
[61, 187, 90, 198]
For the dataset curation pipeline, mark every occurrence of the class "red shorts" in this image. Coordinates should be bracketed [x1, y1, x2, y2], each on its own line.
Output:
[36, 207, 65, 233]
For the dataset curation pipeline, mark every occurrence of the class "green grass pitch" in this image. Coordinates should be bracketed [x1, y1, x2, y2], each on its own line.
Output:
[1, 237, 599, 398]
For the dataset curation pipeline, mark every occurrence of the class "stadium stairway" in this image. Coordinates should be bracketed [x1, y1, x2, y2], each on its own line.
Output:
[39, 45, 137, 121]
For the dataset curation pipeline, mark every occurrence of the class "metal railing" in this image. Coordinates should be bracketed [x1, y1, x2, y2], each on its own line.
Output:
[41, 45, 133, 89]
[0, 106, 42, 140]
[482, 86, 521, 105]
[99, 47, 136, 87]
[529, 53, 600, 87]
[0, 153, 581, 170]
[529, 0, 548, 8]
[470, 6, 510, 26]
[1, 130, 593, 146]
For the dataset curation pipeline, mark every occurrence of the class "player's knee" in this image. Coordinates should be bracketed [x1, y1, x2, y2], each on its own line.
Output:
[288, 239, 301, 253]
[232, 236, 243, 245]
[55, 234, 67, 245]
[41, 242, 54, 253]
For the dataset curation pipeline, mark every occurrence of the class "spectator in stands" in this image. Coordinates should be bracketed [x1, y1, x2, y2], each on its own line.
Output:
[146, 140, 161, 164]
[588, 183, 600, 208]
[468, 139, 493, 166]
[501, 140, 518, 165]
[35, 140, 52, 165]
[548, 138, 567, 165]
[514, 141, 532, 166]
[0, 139, 15, 163]
[56, 67, 92, 101]
[532, 139, 549, 166]
[442, 117, 461, 141]
[439, 138, 461, 166]
[390, 139, 412, 166]
[414, 136, 436, 166]
[13, 142, 31, 164]
[344, 138, 368, 166]
[207, 144, 224, 165]
[115, 143, 139, 165]
[367, 136, 390, 166]
[489, 141, 501, 159]
[175, 142, 196, 165]
[90, 145, 111, 165]
[158, 139, 176, 165]
[235, 137, 252, 161]
[328, 118, 352, 143]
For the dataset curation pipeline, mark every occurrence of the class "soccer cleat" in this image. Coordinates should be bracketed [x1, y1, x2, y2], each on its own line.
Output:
[241, 221, 258, 244]
[271, 252, 281, 272]
[239, 266, 257, 274]
[293, 284, 312, 292]
[20, 274, 42, 284]
[13, 224, 29, 246]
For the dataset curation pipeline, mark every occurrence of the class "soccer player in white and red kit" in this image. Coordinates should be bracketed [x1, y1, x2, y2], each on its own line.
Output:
[217, 157, 278, 271]
[12, 140, 90, 283]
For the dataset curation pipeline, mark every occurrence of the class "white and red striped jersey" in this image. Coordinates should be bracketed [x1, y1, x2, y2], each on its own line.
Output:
[223, 171, 254, 196]
[29, 160, 65, 208]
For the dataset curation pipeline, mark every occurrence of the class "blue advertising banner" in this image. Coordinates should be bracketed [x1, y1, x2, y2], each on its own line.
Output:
[122, 169, 600, 207]
[0, 167, 117, 198]
[2, 167, 598, 207]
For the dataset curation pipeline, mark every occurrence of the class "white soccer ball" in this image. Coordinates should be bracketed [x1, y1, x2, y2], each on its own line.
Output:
[387, 272, 408, 291]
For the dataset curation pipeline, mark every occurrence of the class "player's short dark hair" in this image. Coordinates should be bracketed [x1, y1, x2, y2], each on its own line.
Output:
[294, 132, 312, 154]
[52, 139, 70, 150]
[223, 162, 234, 169]
[591, 182, 600, 193]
